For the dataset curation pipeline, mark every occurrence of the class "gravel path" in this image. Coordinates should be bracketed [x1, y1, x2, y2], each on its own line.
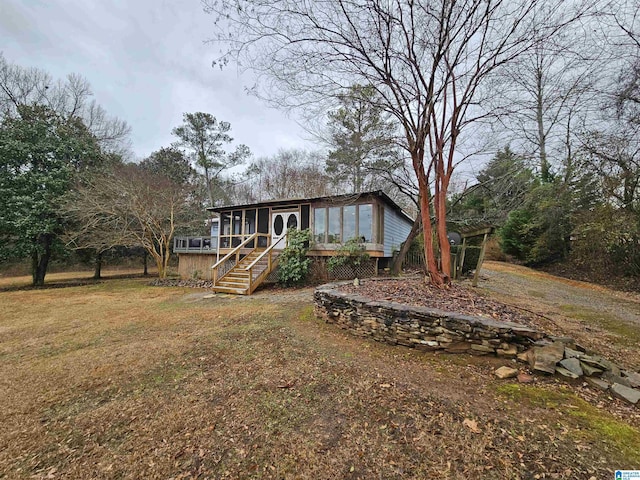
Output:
[478, 261, 640, 327]
[477, 261, 640, 369]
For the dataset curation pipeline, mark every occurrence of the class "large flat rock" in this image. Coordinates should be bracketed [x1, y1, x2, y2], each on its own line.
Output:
[610, 383, 640, 405]
[531, 342, 565, 374]
[559, 357, 583, 377]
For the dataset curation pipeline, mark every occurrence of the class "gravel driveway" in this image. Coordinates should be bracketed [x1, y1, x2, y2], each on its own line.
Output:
[477, 261, 640, 369]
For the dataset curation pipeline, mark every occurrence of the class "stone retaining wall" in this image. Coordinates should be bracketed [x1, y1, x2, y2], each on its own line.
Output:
[314, 280, 547, 356]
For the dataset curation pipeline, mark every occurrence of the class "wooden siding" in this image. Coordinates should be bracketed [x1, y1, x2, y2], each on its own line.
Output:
[383, 206, 413, 256]
[177, 254, 216, 280]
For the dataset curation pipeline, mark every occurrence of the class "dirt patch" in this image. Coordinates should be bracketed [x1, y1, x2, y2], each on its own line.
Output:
[541, 261, 640, 294]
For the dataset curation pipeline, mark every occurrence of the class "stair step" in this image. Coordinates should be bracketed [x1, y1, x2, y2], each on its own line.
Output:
[211, 248, 279, 295]
[225, 272, 250, 278]
[218, 277, 249, 286]
[212, 285, 248, 295]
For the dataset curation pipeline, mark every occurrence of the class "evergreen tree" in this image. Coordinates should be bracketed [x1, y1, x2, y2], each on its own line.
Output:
[0, 105, 103, 285]
[326, 85, 396, 193]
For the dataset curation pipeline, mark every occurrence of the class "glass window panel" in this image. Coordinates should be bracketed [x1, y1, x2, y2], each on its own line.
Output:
[314, 208, 326, 243]
[232, 210, 242, 235]
[343, 205, 356, 241]
[287, 213, 298, 230]
[222, 212, 231, 235]
[210, 220, 219, 237]
[245, 209, 256, 234]
[358, 204, 372, 242]
[274, 214, 284, 235]
[328, 207, 341, 244]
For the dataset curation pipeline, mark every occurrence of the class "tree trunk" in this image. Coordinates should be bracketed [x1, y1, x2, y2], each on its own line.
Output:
[435, 181, 451, 283]
[155, 255, 166, 278]
[143, 252, 148, 276]
[536, 68, 551, 182]
[93, 251, 103, 280]
[31, 234, 53, 286]
[390, 216, 422, 275]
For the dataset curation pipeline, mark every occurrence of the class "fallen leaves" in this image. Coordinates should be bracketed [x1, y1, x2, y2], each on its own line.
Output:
[463, 418, 482, 434]
[339, 278, 538, 327]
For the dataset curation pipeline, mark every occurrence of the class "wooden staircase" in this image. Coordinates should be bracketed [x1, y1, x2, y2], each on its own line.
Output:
[212, 248, 281, 295]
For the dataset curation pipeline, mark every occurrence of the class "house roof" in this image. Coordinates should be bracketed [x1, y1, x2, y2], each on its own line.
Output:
[208, 190, 415, 223]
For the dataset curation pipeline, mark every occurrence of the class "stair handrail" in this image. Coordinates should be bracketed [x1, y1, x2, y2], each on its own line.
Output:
[242, 233, 287, 271]
[211, 232, 259, 284]
[243, 233, 287, 294]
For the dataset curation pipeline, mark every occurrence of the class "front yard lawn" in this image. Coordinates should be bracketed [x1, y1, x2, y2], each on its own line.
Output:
[1, 276, 638, 479]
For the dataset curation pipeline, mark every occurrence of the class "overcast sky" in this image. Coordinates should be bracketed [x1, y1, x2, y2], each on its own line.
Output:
[0, 0, 310, 160]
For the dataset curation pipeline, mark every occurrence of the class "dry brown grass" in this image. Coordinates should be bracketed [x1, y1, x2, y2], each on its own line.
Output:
[1, 276, 639, 479]
[0, 268, 155, 289]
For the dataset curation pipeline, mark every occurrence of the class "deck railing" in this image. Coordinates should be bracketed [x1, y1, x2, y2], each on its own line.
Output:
[173, 236, 218, 254]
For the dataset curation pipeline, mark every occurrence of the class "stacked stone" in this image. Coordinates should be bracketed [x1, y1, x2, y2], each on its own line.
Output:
[522, 340, 640, 405]
[314, 281, 640, 407]
[314, 282, 544, 356]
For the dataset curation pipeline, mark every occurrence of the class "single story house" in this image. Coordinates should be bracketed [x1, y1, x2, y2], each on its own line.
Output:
[174, 191, 414, 294]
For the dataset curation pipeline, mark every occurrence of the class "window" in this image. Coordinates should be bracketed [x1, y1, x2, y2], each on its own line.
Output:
[314, 208, 326, 243]
[274, 214, 284, 235]
[245, 209, 256, 234]
[328, 207, 341, 243]
[343, 205, 356, 241]
[359, 204, 372, 242]
[232, 210, 242, 235]
[313, 203, 375, 244]
[222, 212, 231, 235]
[286, 213, 298, 229]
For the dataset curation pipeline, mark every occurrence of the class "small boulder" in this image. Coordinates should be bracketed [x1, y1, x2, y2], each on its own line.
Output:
[559, 358, 583, 377]
[623, 371, 640, 389]
[610, 383, 640, 405]
[580, 362, 602, 377]
[496, 345, 518, 357]
[579, 355, 610, 371]
[602, 371, 632, 388]
[495, 366, 519, 379]
[532, 342, 565, 374]
[564, 347, 584, 359]
[517, 372, 535, 384]
[517, 350, 532, 363]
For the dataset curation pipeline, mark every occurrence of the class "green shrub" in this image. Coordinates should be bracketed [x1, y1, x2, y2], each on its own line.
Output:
[327, 238, 370, 274]
[278, 228, 312, 286]
[571, 206, 640, 277]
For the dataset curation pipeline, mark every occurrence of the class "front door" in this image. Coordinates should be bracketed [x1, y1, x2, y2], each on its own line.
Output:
[271, 211, 299, 249]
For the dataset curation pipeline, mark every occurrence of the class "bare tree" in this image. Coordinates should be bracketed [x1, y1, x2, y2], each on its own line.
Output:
[204, 0, 590, 285]
[240, 149, 335, 203]
[0, 54, 131, 155]
[63, 164, 197, 278]
[490, 17, 610, 182]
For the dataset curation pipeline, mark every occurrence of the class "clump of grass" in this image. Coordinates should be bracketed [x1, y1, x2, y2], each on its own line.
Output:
[497, 383, 640, 465]
[559, 304, 640, 346]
